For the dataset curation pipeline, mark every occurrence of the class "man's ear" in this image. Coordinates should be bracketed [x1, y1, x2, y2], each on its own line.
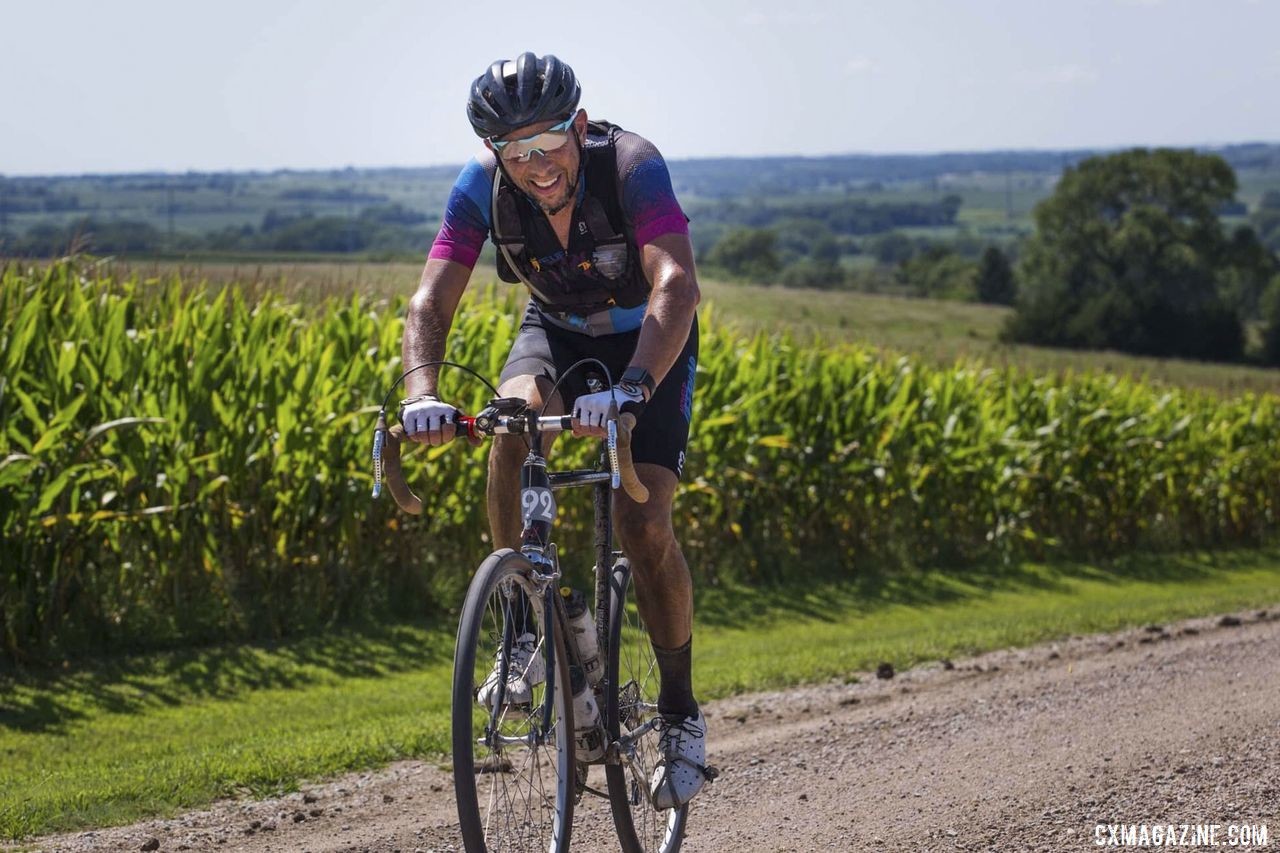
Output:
[574, 109, 589, 140]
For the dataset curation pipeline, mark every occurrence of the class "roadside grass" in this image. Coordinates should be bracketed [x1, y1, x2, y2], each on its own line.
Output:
[692, 548, 1280, 694]
[4, 548, 1280, 841]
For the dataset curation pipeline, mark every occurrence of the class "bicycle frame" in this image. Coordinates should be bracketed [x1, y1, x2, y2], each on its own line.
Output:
[488, 418, 619, 757]
[374, 380, 675, 851]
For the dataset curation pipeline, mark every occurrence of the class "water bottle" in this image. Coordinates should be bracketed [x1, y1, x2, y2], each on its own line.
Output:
[561, 587, 602, 687]
[570, 665, 604, 762]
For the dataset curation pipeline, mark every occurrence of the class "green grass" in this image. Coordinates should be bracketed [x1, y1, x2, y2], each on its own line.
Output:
[695, 277, 1280, 395]
[3, 548, 1280, 841]
[693, 549, 1280, 693]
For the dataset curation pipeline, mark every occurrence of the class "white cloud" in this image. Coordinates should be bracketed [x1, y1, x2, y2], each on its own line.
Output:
[844, 57, 878, 76]
[1047, 65, 1100, 85]
[742, 10, 826, 27]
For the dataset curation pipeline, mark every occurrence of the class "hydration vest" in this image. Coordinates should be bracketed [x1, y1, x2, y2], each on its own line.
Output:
[490, 121, 650, 317]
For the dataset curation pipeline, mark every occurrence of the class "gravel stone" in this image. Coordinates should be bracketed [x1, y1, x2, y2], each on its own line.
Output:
[15, 608, 1278, 853]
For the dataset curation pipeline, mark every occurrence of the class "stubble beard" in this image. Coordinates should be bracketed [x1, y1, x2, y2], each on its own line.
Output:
[536, 172, 578, 216]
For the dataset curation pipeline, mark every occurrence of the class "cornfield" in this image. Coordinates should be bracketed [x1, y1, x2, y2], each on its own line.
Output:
[2, 260, 1278, 661]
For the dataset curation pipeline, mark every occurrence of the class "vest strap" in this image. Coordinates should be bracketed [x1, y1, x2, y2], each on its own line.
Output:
[488, 120, 649, 315]
[491, 172, 561, 306]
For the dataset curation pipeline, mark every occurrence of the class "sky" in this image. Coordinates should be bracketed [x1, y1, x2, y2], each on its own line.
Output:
[3, 0, 1279, 176]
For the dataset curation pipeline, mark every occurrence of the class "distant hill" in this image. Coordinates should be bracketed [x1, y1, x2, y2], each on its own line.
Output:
[4, 142, 1278, 204]
[2, 143, 1277, 258]
[667, 143, 1280, 197]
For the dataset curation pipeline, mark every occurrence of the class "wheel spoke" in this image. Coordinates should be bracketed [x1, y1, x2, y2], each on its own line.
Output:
[605, 562, 686, 852]
[454, 552, 573, 852]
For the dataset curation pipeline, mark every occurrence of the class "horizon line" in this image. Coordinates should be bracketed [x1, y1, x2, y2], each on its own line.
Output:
[5, 140, 1279, 181]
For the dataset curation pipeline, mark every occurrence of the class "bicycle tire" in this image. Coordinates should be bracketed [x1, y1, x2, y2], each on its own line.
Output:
[452, 548, 575, 853]
[604, 558, 688, 853]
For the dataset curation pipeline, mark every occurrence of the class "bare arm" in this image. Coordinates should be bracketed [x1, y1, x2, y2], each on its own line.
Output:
[628, 232, 701, 389]
[402, 258, 472, 399]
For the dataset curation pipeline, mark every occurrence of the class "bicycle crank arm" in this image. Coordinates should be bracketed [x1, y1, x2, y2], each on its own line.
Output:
[608, 715, 664, 762]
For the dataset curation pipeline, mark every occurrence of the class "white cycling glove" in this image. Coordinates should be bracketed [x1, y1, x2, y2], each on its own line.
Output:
[572, 386, 644, 432]
[400, 395, 458, 443]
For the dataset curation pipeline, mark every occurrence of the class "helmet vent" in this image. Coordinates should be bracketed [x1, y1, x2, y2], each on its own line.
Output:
[467, 52, 581, 139]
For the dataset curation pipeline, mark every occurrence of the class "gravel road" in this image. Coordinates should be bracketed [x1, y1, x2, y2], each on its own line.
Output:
[17, 608, 1279, 853]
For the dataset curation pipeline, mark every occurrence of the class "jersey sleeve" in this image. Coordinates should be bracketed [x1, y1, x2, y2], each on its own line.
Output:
[615, 132, 689, 247]
[427, 154, 495, 269]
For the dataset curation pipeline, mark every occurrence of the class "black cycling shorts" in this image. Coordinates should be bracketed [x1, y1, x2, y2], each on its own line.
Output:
[499, 302, 698, 479]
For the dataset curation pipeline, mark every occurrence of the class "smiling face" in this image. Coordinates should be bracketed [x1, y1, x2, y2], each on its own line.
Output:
[488, 110, 588, 215]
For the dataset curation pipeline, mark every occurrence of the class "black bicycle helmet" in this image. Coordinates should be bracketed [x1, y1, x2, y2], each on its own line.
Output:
[467, 52, 581, 139]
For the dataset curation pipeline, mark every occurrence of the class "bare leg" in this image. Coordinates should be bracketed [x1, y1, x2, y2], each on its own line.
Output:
[486, 375, 563, 550]
[613, 463, 697, 715]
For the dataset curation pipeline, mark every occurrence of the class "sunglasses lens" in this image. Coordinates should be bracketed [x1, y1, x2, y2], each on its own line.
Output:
[494, 112, 579, 162]
[500, 131, 570, 162]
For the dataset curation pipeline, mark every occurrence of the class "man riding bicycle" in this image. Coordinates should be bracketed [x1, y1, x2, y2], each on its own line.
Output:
[399, 52, 707, 809]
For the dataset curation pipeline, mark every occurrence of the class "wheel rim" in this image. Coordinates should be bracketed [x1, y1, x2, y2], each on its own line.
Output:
[456, 558, 574, 852]
[607, 564, 687, 852]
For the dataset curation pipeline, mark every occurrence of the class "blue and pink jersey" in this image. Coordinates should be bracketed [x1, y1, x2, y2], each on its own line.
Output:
[428, 125, 688, 333]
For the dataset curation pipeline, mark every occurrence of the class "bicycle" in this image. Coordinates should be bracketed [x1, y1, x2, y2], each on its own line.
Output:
[371, 360, 698, 853]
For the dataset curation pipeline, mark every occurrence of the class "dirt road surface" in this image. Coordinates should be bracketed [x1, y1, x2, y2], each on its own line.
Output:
[19, 608, 1280, 853]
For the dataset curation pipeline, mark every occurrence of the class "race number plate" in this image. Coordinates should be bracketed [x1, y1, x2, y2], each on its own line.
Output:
[521, 487, 557, 525]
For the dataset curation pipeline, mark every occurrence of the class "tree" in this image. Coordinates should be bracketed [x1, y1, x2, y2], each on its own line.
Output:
[870, 231, 916, 265]
[12, 218, 167, 255]
[706, 227, 781, 282]
[780, 258, 846, 289]
[975, 246, 1017, 305]
[1217, 226, 1278, 318]
[895, 246, 977, 300]
[1253, 190, 1280, 253]
[769, 217, 837, 265]
[1004, 149, 1248, 361]
[1261, 276, 1280, 366]
[359, 203, 428, 226]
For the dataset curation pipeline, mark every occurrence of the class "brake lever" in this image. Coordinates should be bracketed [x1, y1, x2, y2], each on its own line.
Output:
[606, 400, 621, 489]
[371, 410, 388, 499]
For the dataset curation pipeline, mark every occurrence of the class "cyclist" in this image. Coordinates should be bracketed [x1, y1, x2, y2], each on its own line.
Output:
[399, 52, 708, 810]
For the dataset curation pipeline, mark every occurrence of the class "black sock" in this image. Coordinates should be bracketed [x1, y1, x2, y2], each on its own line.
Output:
[506, 589, 536, 638]
[653, 638, 698, 718]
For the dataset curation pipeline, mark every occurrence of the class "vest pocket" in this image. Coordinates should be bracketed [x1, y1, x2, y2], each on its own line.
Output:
[591, 240, 628, 280]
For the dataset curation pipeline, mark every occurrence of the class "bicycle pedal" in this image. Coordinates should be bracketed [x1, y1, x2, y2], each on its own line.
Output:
[701, 764, 721, 782]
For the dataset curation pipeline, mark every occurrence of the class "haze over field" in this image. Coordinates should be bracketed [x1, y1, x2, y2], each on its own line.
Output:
[3, 0, 1280, 175]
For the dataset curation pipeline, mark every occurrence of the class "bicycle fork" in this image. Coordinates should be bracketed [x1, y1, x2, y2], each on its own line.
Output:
[481, 569, 563, 751]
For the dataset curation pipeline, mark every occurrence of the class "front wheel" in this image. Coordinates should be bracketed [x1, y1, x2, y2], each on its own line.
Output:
[604, 558, 688, 853]
[452, 549, 575, 853]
